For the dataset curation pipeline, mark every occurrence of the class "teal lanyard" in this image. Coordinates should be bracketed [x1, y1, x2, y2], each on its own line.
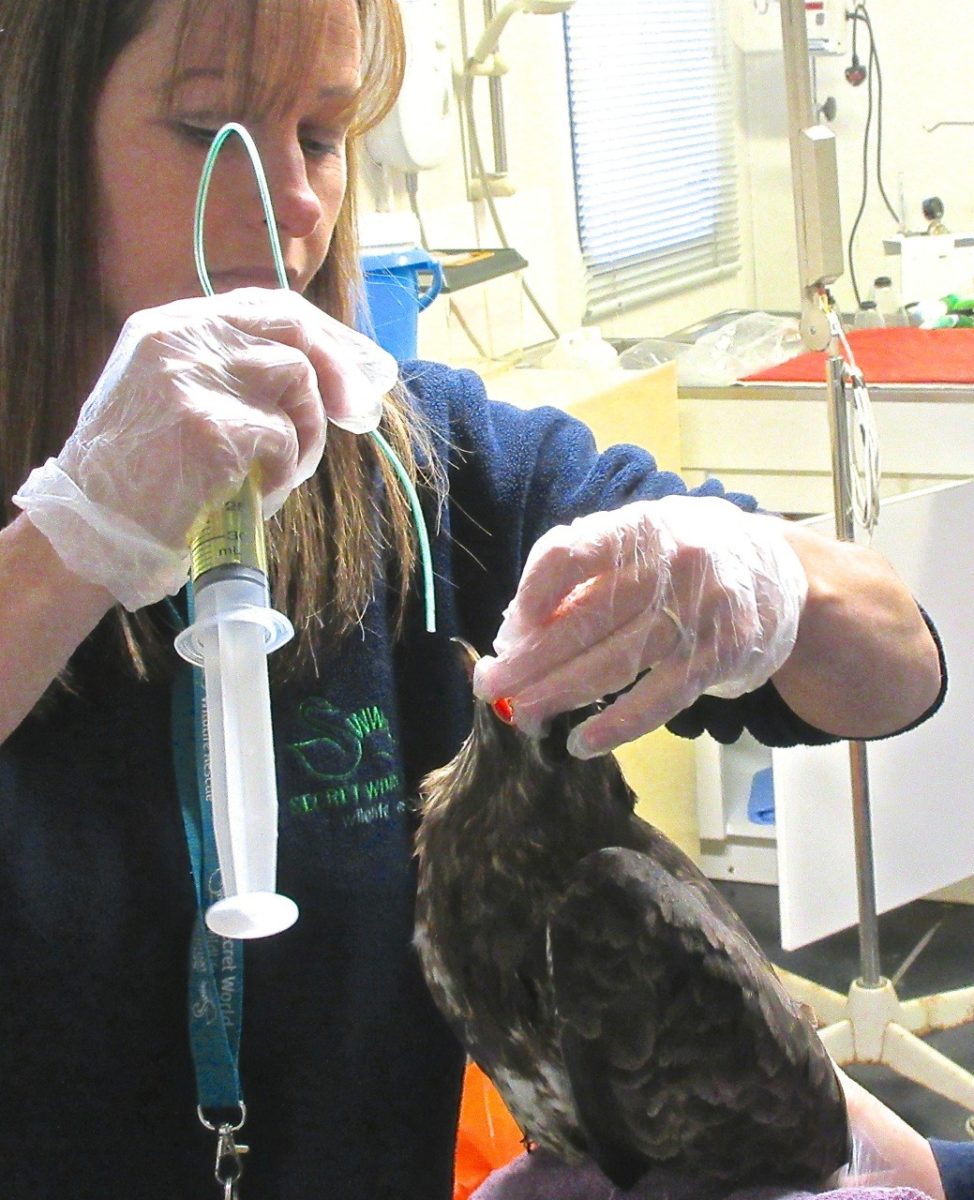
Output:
[171, 591, 250, 1196]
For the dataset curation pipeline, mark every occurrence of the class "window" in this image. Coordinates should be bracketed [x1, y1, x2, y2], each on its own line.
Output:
[565, 0, 740, 320]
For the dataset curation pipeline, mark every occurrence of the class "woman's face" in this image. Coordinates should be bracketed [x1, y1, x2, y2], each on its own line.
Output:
[92, 0, 362, 326]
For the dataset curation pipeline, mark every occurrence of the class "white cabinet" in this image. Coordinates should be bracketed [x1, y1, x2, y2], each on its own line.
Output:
[678, 382, 974, 516]
[694, 480, 974, 948]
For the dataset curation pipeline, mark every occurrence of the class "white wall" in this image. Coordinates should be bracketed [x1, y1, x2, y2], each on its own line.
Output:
[360, 0, 974, 364]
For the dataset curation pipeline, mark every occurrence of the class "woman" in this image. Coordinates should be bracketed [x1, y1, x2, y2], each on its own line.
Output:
[0, 1, 944, 1197]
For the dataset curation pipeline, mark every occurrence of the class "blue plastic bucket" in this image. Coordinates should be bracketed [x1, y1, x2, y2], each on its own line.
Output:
[361, 247, 443, 360]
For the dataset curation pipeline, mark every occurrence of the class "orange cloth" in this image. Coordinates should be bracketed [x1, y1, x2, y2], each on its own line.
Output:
[744, 327, 974, 384]
[454, 1063, 526, 1200]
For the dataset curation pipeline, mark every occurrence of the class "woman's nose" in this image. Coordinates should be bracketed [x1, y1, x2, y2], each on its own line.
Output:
[252, 139, 323, 240]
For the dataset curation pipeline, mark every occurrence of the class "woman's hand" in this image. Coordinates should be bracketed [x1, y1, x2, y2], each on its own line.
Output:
[837, 1069, 945, 1198]
[473, 495, 808, 758]
[13, 288, 395, 610]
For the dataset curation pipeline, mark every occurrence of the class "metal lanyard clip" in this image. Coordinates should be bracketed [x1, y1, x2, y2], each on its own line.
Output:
[215, 1123, 249, 1200]
[199, 1105, 249, 1200]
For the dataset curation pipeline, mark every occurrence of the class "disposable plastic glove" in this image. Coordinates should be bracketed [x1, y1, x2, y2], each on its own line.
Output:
[13, 288, 396, 611]
[473, 495, 808, 759]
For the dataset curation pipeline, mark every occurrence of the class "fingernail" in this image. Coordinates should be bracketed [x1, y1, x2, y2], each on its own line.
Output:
[471, 657, 495, 699]
[566, 726, 598, 760]
[512, 709, 546, 740]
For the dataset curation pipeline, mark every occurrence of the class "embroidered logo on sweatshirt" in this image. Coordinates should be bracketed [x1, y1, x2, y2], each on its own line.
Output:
[286, 697, 404, 827]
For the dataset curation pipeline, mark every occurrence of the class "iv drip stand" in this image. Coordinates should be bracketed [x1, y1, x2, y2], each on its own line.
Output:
[775, 0, 974, 1130]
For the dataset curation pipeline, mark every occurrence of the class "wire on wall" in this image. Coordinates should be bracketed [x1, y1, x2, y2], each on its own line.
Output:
[404, 172, 492, 361]
[457, 70, 562, 341]
[845, 4, 900, 306]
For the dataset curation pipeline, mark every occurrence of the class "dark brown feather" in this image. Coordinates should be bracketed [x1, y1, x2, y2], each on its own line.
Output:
[414, 677, 849, 1190]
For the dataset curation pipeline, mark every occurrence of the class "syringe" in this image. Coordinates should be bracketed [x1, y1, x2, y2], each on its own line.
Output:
[174, 469, 299, 938]
[172, 121, 431, 941]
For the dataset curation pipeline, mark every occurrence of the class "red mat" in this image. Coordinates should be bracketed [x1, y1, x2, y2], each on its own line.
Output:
[743, 327, 974, 385]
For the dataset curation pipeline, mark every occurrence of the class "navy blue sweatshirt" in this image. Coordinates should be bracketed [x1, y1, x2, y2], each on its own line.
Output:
[0, 362, 940, 1199]
[932, 1141, 974, 1200]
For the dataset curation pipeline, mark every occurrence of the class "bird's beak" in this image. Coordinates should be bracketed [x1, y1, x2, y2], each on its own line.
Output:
[452, 638, 517, 726]
[451, 637, 481, 683]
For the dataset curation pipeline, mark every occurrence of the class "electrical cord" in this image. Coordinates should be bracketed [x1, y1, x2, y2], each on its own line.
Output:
[845, 6, 872, 306]
[858, 6, 899, 226]
[845, 53, 872, 305]
[405, 79, 563, 357]
[845, 5, 899, 307]
[458, 70, 562, 341]
[404, 172, 431, 248]
[404, 172, 492, 362]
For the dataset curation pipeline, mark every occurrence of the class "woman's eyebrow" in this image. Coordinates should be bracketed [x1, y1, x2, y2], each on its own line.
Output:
[168, 69, 361, 107]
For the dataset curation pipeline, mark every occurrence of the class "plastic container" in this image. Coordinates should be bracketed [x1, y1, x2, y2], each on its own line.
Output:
[359, 212, 443, 360]
[869, 275, 908, 327]
[908, 294, 974, 328]
[542, 327, 618, 369]
[854, 300, 884, 329]
[933, 313, 974, 329]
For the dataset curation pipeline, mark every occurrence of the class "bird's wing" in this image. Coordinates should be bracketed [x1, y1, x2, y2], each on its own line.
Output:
[549, 847, 848, 1191]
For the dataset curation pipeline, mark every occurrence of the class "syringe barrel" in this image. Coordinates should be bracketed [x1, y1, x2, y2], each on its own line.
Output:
[174, 472, 298, 939]
[189, 472, 267, 582]
[196, 578, 277, 897]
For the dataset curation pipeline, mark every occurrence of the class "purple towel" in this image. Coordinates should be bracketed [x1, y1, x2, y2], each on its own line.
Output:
[470, 1150, 935, 1200]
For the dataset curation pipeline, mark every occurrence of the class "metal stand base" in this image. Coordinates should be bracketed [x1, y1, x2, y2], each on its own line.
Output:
[778, 968, 974, 1129]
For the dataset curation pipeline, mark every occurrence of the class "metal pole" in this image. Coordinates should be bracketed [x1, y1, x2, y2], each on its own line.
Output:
[781, 0, 884, 987]
[482, 0, 510, 175]
[825, 353, 883, 987]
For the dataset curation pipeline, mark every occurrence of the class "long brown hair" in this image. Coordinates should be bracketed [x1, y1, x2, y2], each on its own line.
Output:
[0, 0, 440, 678]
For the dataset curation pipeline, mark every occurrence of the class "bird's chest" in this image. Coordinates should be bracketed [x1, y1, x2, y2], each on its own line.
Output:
[418, 821, 566, 1010]
[415, 902, 583, 1159]
[415, 818, 594, 1155]
[417, 789, 629, 995]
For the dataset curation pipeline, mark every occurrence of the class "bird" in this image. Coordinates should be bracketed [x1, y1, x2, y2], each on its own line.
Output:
[414, 640, 850, 1193]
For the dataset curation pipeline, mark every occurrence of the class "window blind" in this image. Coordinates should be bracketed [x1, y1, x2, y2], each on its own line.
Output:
[564, 0, 740, 321]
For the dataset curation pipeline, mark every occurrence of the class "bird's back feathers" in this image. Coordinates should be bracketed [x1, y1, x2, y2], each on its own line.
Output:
[550, 848, 847, 1189]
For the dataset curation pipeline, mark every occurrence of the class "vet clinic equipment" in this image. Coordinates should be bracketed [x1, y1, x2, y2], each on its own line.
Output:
[775, 0, 974, 1125]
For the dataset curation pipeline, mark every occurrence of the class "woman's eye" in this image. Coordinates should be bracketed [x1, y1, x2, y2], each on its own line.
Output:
[300, 134, 343, 160]
[172, 117, 345, 160]
[175, 120, 222, 147]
